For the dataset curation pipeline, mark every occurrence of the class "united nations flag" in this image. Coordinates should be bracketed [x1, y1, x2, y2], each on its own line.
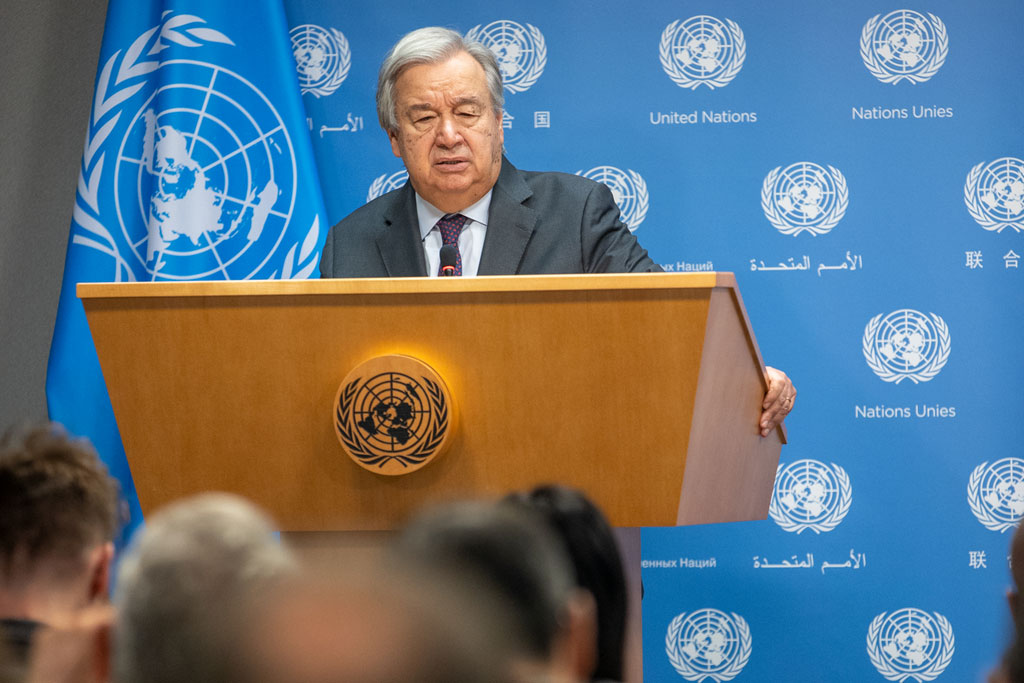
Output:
[46, 0, 328, 539]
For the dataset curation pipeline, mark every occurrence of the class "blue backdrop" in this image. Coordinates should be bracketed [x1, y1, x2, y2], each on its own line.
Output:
[51, 1, 1024, 681]
[284, 2, 1024, 681]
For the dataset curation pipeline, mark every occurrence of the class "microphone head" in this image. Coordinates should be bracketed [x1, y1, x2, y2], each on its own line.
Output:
[439, 244, 459, 276]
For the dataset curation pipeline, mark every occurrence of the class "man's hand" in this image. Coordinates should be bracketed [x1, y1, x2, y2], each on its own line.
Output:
[760, 366, 795, 437]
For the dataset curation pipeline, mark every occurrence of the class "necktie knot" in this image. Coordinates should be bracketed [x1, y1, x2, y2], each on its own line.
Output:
[436, 214, 468, 276]
[437, 213, 467, 246]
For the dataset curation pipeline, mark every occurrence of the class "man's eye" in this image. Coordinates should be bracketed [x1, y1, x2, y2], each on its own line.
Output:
[415, 115, 435, 124]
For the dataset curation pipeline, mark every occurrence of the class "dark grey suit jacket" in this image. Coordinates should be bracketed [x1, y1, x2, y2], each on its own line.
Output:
[319, 158, 661, 277]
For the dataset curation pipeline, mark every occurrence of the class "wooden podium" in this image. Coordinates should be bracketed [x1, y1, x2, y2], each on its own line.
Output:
[80, 271, 783, 683]
[78, 272, 783, 531]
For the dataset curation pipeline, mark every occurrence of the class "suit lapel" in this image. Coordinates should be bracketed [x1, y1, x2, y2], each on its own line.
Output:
[478, 159, 537, 275]
[377, 184, 427, 277]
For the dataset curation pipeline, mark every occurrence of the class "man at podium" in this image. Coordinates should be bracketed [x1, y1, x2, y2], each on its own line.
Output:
[319, 26, 795, 436]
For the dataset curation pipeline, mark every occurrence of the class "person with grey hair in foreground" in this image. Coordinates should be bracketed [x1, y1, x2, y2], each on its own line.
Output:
[112, 493, 295, 683]
[319, 25, 797, 438]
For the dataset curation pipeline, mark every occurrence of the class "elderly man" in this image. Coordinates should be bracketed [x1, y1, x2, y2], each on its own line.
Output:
[320, 26, 795, 435]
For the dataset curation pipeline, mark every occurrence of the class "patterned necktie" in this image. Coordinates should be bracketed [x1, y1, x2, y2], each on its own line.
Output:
[436, 213, 468, 276]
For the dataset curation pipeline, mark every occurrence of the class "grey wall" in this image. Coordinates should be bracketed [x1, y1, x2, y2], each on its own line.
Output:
[0, 0, 109, 426]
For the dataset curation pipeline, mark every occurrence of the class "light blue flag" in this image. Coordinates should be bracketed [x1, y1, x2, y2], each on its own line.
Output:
[46, 1, 328, 542]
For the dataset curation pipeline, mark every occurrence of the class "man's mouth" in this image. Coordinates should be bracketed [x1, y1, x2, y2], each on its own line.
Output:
[435, 159, 469, 170]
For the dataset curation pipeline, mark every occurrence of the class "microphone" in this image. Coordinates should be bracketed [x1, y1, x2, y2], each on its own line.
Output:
[439, 244, 459, 277]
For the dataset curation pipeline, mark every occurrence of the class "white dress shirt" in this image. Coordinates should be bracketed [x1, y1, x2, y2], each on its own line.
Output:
[416, 191, 492, 277]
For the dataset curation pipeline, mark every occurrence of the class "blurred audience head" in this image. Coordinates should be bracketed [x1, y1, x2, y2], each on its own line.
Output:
[392, 500, 597, 683]
[112, 492, 295, 683]
[0, 421, 118, 664]
[239, 565, 509, 683]
[505, 485, 628, 682]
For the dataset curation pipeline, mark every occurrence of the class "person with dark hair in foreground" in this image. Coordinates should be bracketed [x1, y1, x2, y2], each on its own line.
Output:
[391, 501, 598, 683]
[505, 485, 628, 682]
[0, 422, 119, 678]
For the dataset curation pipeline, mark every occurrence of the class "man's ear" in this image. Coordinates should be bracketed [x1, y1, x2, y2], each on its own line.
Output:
[1009, 589, 1019, 622]
[389, 131, 402, 158]
[87, 542, 114, 602]
[552, 589, 597, 683]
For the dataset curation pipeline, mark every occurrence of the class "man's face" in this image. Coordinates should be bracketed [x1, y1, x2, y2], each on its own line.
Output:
[389, 51, 504, 213]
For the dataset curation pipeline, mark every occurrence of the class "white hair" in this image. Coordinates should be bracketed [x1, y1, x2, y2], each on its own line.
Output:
[376, 26, 504, 134]
[113, 493, 295, 683]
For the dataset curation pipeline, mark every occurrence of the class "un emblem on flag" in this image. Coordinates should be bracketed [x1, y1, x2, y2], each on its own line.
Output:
[768, 460, 852, 534]
[867, 609, 955, 682]
[860, 11, 948, 85]
[76, 13, 321, 282]
[290, 24, 351, 98]
[964, 157, 1024, 233]
[761, 162, 848, 236]
[862, 309, 951, 384]
[659, 16, 745, 90]
[968, 458, 1024, 532]
[115, 62, 300, 280]
[334, 356, 454, 476]
[665, 609, 751, 682]
[576, 166, 649, 231]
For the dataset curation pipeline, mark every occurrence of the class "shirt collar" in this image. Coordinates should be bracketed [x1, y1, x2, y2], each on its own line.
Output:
[416, 190, 493, 241]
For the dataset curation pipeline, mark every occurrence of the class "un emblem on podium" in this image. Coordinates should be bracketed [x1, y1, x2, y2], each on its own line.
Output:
[334, 356, 455, 475]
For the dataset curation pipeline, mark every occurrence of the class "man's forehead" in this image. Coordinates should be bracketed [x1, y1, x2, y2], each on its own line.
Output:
[403, 95, 486, 111]
[394, 53, 490, 100]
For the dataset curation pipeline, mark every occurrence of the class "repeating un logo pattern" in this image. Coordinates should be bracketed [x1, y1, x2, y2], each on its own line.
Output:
[867, 609, 955, 682]
[465, 20, 546, 93]
[768, 460, 852, 534]
[862, 310, 951, 384]
[290, 24, 351, 98]
[860, 10, 948, 84]
[367, 169, 409, 202]
[968, 458, 1024, 532]
[665, 609, 752, 682]
[76, 13, 320, 282]
[659, 16, 746, 90]
[576, 166, 649, 231]
[964, 157, 1024, 233]
[761, 162, 849, 236]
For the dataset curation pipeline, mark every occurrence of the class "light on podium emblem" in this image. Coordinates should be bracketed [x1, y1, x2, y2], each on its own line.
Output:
[334, 355, 455, 475]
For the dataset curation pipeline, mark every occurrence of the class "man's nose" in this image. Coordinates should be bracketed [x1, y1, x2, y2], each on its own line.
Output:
[435, 116, 461, 148]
